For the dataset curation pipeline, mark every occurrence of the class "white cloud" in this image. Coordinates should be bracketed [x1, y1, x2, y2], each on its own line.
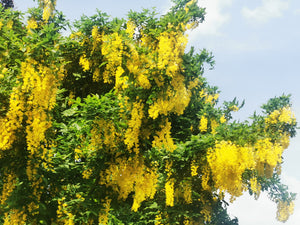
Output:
[188, 0, 233, 37]
[242, 0, 289, 24]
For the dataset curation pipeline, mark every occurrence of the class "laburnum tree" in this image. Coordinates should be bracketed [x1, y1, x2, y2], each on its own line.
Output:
[0, 0, 297, 224]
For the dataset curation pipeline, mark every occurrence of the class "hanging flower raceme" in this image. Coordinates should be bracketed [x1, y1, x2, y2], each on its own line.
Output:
[38, 0, 56, 22]
[207, 141, 255, 197]
[101, 157, 158, 212]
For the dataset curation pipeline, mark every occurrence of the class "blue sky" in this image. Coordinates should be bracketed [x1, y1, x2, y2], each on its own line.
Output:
[15, 1, 300, 224]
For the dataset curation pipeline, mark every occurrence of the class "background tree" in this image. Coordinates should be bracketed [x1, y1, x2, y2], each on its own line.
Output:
[0, 0, 297, 224]
[0, 0, 14, 9]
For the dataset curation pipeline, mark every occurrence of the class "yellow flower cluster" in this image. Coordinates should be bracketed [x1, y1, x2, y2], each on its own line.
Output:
[157, 30, 187, 77]
[143, 25, 194, 119]
[126, 20, 136, 37]
[21, 60, 64, 155]
[101, 33, 123, 83]
[210, 119, 218, 135]
[207, 141, 255, 197]
[0, 56, 64, 222]
[7, 20, 13, 29]
[184, 0, 196, 13]
[125, 45, 153, 89]
[57, 197, 76, 225]
[0, 172, 16, 205]
[199, 116, 208, 132]
[115, 66, 128, 90]
[0, 88, 24, 150]
[200, 204, 212, 222]
[132, 168, 158, 211]
[155, 213, 163, 225]
[152, 118, 176, 152]
[137, 73, 151, 89]
[3, 209, 27, 225]
[98, 197, 111, 225]
[182, 180, 192, 204]
[199, 89, 219, 105]
[165, 179, 175, 207]
[82, 168, 93, 179]
[205, 93, 219, 104]
[255, 138, 284, 169]
[250, 177, 261, 198]
[65, 213, 75, 225]
[190, 160, 199, 176]
[90, 119, 118, 153]
[40, 0, 56, 21]
[276, 200, 294, 222]
[265, 107, 296, 125]
[220, 114, 226, 123]
[26, 19, 38, 32]
[164, 161, 175, 206]
[124, 101, 144, 153]
[79, 54, 90, 71]
[57, 197, 67, 219]
[149, 74, 191, 119]
[230, 105, 239, 112]
[207, 137, 290, 199]
[27, 201, 39, 215]
[279, 134, 290, 149]
[102, 157, 158, 212]
[201, 166, 211, 191]
[91, 25, 99, 40]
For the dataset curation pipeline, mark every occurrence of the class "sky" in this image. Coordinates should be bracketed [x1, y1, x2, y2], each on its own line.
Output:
[14, 1, 300, 224]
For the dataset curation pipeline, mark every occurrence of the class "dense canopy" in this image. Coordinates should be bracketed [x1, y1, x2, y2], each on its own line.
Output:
[0, 0, 297, 224]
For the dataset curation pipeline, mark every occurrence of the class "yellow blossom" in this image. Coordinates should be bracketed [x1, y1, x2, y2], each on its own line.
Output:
[1, 172, 16, 205]
[98, 197, 111, 225]
[220, 114, 226, 123]
[155, 213, 163, 225]
[191, 160, 199, 176]
[276, 200, 294, 222]
[199, 116, 208, 132]
[182, 180, 192, 204]
[255, 138, 284, 168]
[42, 0, 56, 21]
[165, 179, 175, 206]
[7, 20, 13, 29]
[279, 134, 290, 149]
[210, 119, 218, 135]
[231, 105, 239, 111]
[126, 20, 136, 37]
[250, 177, 261, 198]
[102, 157, 158, 211]
[3, 209, 27, 225]
[207, 141, 255, 197]
[26, 19, 38, 31]
[200, 204, 212, 222]
[101, 33, 123, 84]
[91, 25, 98, 39]
[205, 93, 219, 104]
[152, 118, 176, 152]
[201, 166, 211, 191]
[125, 101, 144, 152]
[82, 168, 93, 179]
[265, 107, 295, 125]
[79, 54, 90, 71]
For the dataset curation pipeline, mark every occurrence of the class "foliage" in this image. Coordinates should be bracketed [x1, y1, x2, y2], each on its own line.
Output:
[0, 0, 297, 224]
[0, 0, 14, 10]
